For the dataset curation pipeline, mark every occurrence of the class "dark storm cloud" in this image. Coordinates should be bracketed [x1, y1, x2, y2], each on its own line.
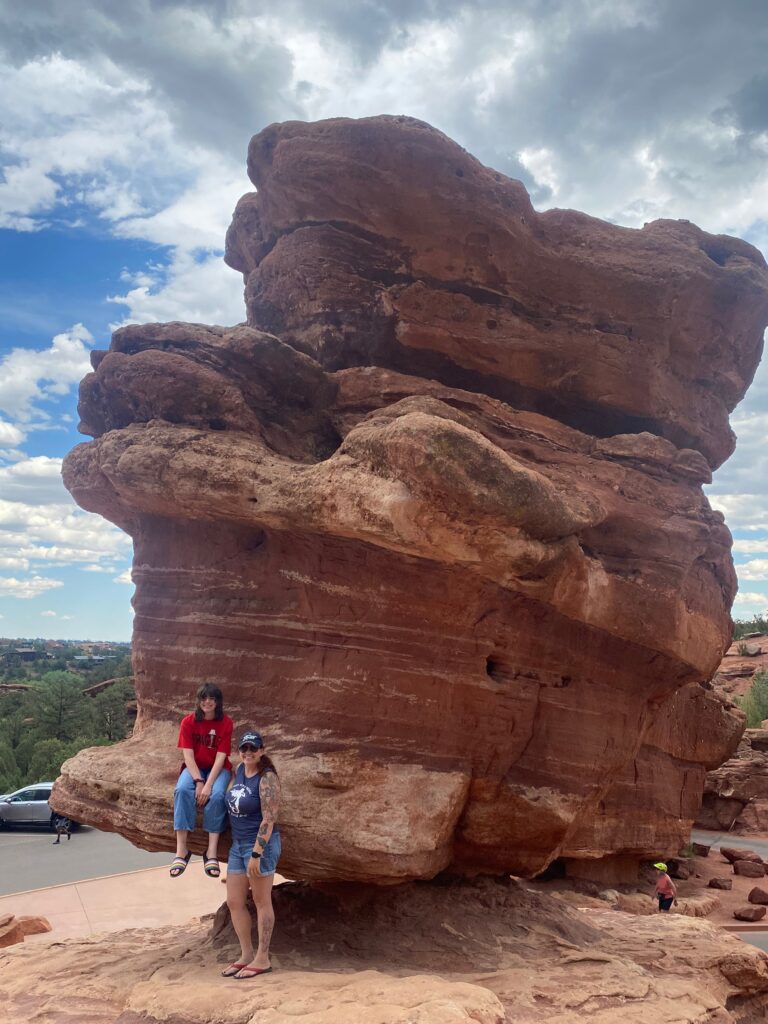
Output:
[2, 0, 768, 223]
[0, 0, 301, 160]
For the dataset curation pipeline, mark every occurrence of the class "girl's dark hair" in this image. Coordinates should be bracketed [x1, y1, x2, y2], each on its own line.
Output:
[194, 683, 224, 721]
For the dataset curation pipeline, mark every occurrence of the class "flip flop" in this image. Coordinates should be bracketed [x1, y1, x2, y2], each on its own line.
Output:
[169, 852, 191, 877]
[204, 857, 220, 878]
[234, 966, 272, 980]
[221, 962, 247, 977]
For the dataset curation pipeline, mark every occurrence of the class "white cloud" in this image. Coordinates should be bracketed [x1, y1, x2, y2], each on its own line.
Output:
[113, 569, 133, 586]
[0, 326, 93, 424]
[0, 575, 63, 599]
[734, 590, 768, 608]
[40, 610, 57, 617]
[0, 498, 131, 568]
[0, 420, 25, 446]
[80, 564, 116, 573]
[739, 560, 768, 582]
[733, 538, 768, 554]
[109, 250, 244, 327]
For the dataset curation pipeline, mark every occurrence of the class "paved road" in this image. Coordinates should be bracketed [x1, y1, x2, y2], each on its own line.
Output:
[692, 828, 768, 858]
[0, 825, 171, 896]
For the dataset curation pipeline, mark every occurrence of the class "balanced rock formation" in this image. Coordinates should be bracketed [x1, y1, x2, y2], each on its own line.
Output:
[55, 116, 768, 883]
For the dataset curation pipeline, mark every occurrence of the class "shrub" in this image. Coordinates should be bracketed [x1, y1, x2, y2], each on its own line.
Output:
[739, 671, 768, 729]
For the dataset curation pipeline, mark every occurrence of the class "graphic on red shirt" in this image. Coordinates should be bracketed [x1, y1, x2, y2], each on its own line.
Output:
[177, 713, 233, 771]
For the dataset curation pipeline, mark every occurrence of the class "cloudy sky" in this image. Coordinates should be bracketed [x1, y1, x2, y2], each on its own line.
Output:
[0, 0, 767, 641]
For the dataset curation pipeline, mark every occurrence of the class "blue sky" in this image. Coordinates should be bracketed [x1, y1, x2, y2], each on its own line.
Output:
[0, 0, 767, 641]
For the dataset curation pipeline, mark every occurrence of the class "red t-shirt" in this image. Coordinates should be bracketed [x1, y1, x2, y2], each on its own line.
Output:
[178, 713, 233, 772]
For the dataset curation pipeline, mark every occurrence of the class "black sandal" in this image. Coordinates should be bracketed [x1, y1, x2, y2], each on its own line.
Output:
[169, 851, 191, 877]
[204, 857, 220, 878]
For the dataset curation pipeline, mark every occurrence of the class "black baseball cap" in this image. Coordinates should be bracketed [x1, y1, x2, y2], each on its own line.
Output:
[238, 731, 264, 749]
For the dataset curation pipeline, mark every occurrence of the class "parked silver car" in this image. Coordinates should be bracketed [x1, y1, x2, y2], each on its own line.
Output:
[0, 782, 57, 828]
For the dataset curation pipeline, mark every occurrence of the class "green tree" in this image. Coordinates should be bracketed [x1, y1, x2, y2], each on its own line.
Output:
[25, 738, 68, 783]
[90, 681, 133, 741]
[33, 672, 90, 742]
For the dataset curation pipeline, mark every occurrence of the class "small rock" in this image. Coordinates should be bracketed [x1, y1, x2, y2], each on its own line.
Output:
[748, 887, 768, 905]
[0, 918, 25, 948]
[692, 842, 710, 858]
[721, 847, 762, 864]
[743, 644, 762, 657]
[15, 916, 51, 937]
[709, 877, 733, 890]
[599, 889, 619, 904]
[734, 906, 767, 922]
[734, 860, 766, 878]
[668, 858, 691, 880]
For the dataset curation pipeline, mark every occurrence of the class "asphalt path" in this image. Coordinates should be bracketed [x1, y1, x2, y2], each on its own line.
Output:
[692, 828, 768, 858]
[0, 825, 171, 896]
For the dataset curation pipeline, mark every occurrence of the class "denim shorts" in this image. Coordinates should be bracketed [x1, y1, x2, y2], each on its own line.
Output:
[228, 833, 281, 876]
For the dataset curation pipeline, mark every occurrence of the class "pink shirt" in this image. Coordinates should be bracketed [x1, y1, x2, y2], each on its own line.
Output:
[655, 873, 675, 897]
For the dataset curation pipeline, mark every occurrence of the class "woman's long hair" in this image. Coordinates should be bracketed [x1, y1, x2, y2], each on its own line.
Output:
[194, 682, 224, 721]
[257, 753, 278, 776]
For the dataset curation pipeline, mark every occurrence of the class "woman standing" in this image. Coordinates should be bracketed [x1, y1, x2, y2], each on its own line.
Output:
[222, 730, 281, 979]
[170, 683, 233, 878]
[653, 861, 677, 912]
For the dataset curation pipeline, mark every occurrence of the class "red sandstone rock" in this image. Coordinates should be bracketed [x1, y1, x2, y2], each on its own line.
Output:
[692, 842, 710, 857]
[667, 858, 692, 880]
[54, 116, 768, 884]
[735, 905, 767, 922]
[749, 887, 768, 905]
[0, 914, 51, 947]
[709, 877, 732, 890]
[721, 847, 763, 863]
[734, 860, 766, 877]
[699, 726, 768, 833]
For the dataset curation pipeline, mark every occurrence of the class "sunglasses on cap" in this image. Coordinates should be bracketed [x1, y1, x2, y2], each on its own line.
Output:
[239, 743, 260, 752]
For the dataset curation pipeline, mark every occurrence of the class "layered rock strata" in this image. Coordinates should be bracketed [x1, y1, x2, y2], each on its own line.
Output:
[56, 115, 768, 883]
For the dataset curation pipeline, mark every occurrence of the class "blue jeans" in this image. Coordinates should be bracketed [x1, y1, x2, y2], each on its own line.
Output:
[228, 833, 282, 876]
[173, 767, 230, 833]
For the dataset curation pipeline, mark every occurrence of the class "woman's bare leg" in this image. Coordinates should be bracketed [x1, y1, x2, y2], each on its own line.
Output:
[226, 873, 255, 965]
[247, 873, 275, 969]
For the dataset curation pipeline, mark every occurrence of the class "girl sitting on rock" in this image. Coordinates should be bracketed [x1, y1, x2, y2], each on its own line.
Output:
[221, 730, 281, 979]
[170, 683, 233, 878]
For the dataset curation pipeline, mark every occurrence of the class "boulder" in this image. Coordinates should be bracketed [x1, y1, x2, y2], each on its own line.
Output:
[748, 887, 768, 905]
[721, 847, 762, 863]
[692, 842, 710, 857]
[734, 860, 766, 877]
[0, 914, 51, 947]
[53, 116, 768, 883]
[709, 877, 733, 890]
[734, 906, 767, 922]
[667, 857, 692, 880]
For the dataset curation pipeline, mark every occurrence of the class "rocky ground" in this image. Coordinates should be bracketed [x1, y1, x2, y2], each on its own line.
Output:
[716, 635, 768, 699]
[3, 876, 768, 1023]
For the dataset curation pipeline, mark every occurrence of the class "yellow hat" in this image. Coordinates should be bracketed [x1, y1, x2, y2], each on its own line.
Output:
[653, 861, 667, 871]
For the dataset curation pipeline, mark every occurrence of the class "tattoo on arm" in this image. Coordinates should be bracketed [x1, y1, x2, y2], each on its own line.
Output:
[257, 772, 280, 845]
